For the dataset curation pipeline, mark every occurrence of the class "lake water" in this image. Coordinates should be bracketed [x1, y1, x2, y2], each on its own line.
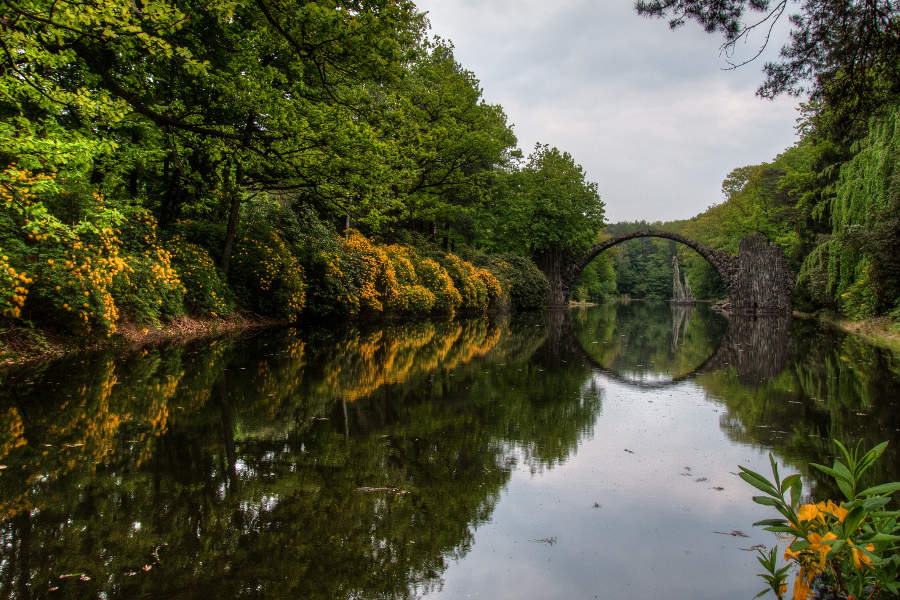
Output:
[1, 302, 899, 599]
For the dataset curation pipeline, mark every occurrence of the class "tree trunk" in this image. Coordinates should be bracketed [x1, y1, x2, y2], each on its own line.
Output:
[536, 249, 571, 307]
[219, 164, 242, 275]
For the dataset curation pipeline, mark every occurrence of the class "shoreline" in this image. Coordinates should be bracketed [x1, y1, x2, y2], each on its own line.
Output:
[794, 311, 900, 354]
[0, 313, 285, 368]
[3, 307, 898, 368]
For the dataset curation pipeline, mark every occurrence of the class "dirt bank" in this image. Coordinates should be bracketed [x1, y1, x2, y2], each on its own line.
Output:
[0, 313, 284, 367]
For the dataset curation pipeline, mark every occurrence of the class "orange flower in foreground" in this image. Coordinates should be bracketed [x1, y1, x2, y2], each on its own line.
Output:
[807, 531, 838, 568]
[796, 503, 824, 524]
[816, 500, 848, 523]
[792, 569, 813, 600]
[851, 542, 875, 569]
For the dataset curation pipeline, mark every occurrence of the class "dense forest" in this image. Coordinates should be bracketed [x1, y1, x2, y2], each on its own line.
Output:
[0, 0, 898, 345]
[0, 0, 603, 339]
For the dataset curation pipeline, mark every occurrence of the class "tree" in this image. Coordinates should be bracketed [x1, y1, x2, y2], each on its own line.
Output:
[481, 144, 605, 303]
[635, 0, 900, 136]
[0, 0, 427, 267]
[377, 39, 518, 241]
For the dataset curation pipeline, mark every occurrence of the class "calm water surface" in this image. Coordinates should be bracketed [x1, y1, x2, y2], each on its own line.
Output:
[1, 303, 899, 599]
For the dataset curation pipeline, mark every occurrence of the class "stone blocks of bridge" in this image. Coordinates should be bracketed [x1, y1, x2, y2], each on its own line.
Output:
[728, 234, 794, 314]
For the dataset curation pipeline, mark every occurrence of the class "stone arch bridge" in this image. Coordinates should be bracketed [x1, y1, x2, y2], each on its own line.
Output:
[538, 229, 794, 313]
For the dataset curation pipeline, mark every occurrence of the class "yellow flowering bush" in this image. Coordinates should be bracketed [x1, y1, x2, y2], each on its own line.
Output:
[342, 229, 402, 313]
[114, 209, 185, 324]
[230, 230, 306, 320]
[0, 166, 137, 334]
[416, 256, 462, 313]
[168, 236, 233, 317]
[476, 267, 503, 303]
[442, 253, 489, 310]
[40, 226, 130, 334]
[384, 244, 436, 313]
[745, 441, 900, 600]
[0, 167, 196, 333]
[0, 250, 32, 319]
[302, 230, 466, 317]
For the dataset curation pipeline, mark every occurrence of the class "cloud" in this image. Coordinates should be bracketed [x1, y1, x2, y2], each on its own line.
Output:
[416, 0, 800, 222]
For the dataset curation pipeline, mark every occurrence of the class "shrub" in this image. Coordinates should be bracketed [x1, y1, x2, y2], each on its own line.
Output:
[416, 257, 462, 313]
[230, 229, 306, 320]
[342, 229, 401, 313]
[0, 250, 31, 319]
[486, 254, 549, 310]
[113, 208, 184, 324]
[385, 244, 438, 313]
[0, 167, 197, 333]
[400, 284, 436, 313]
[169, 236, 233, 317]
[476, 266, 503, 304]
[442, 253, 488, 310]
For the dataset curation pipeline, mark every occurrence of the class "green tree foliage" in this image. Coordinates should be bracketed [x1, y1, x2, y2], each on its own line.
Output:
[481, 144, 605, 270]
[0, 0, 568, 331]
[635, 0, 900, 137]
[383, 39, 519, 240]
[635, 0, 900, 319]
[798, 106, 900, 317]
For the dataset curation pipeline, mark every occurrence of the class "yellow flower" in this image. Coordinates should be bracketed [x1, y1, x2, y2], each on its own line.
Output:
[792, 569, 813, 600]
[784, 541, 802, 562]
[850, 542, 875, 569]
[815, 500, 847, 523]
[796, 503, 824, 526]
[807, 531, 837, 568]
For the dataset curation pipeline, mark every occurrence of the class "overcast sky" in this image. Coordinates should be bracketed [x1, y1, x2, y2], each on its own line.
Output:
[413, 0, 801, 223]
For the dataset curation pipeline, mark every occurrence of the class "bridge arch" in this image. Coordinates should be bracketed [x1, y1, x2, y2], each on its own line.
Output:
[573, 230, 734, 292]
[541, 230, 792, 313]
[544, 229, 735, 307]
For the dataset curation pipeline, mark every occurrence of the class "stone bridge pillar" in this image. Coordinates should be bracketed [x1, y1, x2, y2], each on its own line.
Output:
[728, 234, 794, 314]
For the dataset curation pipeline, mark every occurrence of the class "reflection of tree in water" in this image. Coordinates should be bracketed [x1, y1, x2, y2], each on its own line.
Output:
[0, 314, 602, 599]
[570, 304, 900, 501]
[571, 302, 727, 384]
[670, 304, 693, 351]
[698, 319, 900, 500]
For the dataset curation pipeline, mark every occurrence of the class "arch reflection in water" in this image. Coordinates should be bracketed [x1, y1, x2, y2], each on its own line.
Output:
[571, 302, 793, 388]
[571, 302, 726, 387]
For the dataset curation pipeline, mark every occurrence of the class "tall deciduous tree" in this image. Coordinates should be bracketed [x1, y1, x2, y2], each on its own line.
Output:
[483, 144, 605, 303]
[370, 39, 517, 240]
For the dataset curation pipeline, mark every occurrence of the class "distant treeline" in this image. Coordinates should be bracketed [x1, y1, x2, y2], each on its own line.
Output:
[576, 105, 900, 318]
